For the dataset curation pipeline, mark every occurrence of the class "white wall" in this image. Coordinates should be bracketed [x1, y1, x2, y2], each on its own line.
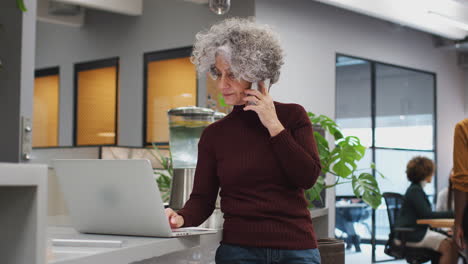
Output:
[255, 0, 466, 194]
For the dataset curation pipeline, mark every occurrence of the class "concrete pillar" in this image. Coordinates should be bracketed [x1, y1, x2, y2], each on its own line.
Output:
[0, 0, 37, 162]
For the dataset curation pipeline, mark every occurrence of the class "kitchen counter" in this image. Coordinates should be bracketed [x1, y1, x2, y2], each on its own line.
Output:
[310, 207, 328, 218]
[48, 208, 328, 264]
[48, 226, 222, 264]
[0, 163, 48, 264]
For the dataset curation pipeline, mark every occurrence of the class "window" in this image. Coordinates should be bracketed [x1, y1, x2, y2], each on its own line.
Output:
[144, 47, 197, 145]
[74, 58, 119, 146]
[33, 67, 60, 147]
[335, 55, 436, 262]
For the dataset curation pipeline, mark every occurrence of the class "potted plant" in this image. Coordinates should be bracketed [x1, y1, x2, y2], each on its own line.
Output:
[306, 112, 383, 264]
[148, 143, 173, 203]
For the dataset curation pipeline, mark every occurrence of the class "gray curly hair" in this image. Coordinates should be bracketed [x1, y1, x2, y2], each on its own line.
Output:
[191, 17, 284, 84]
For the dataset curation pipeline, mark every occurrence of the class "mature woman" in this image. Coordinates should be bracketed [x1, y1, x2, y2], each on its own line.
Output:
[165, 18, 322, 264]
[396, 156, 458, 264]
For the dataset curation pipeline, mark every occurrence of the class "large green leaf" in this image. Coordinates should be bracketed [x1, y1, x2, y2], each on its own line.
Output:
[313, 132, 330, 173]
[16, 0, 27, 12]
[156, 172, 172, 203]
[305, 175, 325, 208]
[329, 136, 366, 177]
[308, 113, 344, 141]
[149, 144, 173, 203]
[352, 173, 382, 209]
[313, 131, 329, 156]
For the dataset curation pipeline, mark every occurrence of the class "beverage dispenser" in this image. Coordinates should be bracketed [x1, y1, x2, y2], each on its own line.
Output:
[167, 106, 215, 210]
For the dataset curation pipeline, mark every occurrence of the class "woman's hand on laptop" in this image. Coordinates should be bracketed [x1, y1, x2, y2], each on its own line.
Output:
[165, 208, 184, 228]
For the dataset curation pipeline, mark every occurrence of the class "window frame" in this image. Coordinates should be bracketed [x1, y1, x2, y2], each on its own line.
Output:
[335, 53, 438, 189]
[73, 57, 120, 147]
[335, 53, 437, 261]
[142, 46, 198, 147]
[33, 66, 60, 149]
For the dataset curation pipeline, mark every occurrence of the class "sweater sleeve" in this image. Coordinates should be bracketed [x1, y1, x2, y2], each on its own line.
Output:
[451, 120, 468, 192]
[408, 187, 454, 219]
[177, 129, 219, 227]
[269, 105, 322, 189]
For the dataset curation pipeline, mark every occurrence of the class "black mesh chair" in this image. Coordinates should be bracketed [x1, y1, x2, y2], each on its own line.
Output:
[382, 192, 440, 264]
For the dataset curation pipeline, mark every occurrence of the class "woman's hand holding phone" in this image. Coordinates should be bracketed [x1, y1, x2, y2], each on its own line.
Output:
[247, 79, 270, 105]
[243, 79, 284, 137]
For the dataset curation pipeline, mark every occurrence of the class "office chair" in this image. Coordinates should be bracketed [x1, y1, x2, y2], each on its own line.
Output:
[382, 192, 440, 264]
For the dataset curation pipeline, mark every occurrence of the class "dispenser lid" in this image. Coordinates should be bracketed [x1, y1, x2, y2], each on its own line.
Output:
[214, 111, 227, 120]
[167, 106, 215, 116]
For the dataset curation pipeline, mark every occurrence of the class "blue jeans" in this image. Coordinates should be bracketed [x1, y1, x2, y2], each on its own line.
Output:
[215, 243, 321, 264]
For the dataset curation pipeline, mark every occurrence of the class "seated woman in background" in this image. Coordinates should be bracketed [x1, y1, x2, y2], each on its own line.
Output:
[396, 156, 458, 264]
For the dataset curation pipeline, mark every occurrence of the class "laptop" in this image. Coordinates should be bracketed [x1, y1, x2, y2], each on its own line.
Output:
[52, 159, 217, 237]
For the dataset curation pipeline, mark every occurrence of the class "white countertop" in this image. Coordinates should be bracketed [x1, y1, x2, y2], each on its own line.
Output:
[47, 209, 327, 263]
[47, 226, 222, 264]
[0, 163, 47, 186]
[310, 207, 329, 218]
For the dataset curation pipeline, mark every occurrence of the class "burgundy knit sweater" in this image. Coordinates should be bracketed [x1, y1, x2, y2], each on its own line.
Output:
[177, 101, 322, 249]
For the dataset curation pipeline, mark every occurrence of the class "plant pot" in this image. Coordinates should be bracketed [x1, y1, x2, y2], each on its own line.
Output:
[317, 238, 345, 264]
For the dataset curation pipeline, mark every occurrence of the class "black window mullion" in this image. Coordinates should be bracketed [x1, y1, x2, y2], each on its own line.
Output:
[73, 57, 119, 146]
[432, 75, 438, 204]
[142, 46, 194, 147]
[33, 66, 60, 148]
[370, 61, 377, 263]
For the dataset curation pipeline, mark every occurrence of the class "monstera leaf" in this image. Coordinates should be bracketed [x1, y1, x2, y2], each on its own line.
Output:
[352, 173, 382, 209]
[308, 113, 343, 140]
[305, 175, 326, 208]
[17, 0, 27, 11]
[313, 131, 330, 174]
[330, 136, 366, 178]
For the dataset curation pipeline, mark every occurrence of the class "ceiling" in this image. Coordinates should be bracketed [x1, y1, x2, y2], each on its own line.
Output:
[314, 0, 468, 40]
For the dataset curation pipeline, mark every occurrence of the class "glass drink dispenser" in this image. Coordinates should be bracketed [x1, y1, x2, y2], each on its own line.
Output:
[167, 106, 215, 210]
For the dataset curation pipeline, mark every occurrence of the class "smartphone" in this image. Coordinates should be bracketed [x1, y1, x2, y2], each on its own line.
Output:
[248, 79, 270, 105]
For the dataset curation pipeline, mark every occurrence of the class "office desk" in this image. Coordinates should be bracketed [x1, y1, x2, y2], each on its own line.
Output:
[416, 218, 454, 228]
